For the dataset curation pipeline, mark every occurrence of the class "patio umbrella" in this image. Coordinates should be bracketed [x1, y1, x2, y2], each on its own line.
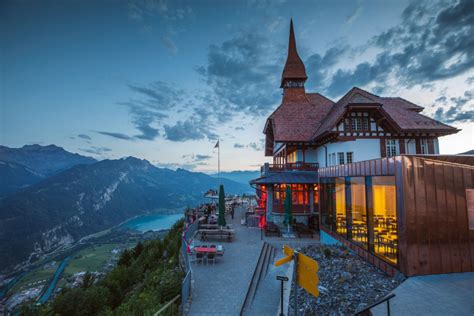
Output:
[283, 186, 293, 232]
[218, 184, 227, 227]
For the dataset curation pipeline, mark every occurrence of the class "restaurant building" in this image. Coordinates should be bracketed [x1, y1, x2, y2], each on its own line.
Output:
[250, 20, 474, 276]
[319, 155, 474, 276]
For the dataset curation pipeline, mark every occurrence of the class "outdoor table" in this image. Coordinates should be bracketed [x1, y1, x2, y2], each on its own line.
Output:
[194, 247, 217, 253]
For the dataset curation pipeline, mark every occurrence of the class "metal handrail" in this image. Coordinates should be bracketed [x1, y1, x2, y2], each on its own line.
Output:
[354, 293, 395, 316]
[154, 294, 180, 316]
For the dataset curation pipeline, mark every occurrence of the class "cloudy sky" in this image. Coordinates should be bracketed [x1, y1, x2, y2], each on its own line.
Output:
[1, 0, 473, 172]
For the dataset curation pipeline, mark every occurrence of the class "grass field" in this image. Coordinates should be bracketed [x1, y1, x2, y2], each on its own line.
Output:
[10, 265, 57, 293]
[63, 243, 120, 275]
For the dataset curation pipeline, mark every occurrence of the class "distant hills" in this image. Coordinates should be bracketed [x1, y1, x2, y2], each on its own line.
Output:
[0, 145, 96, 196]
[0, 144, 96, 177]
[0, 145, 251, 272]
[211, 170, 260, 185]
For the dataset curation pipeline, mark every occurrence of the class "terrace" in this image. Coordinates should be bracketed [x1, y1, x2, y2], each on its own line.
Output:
[260, 162, 319, 174]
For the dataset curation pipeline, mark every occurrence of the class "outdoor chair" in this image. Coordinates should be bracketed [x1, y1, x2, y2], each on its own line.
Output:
[207, 253, 216, 265]
[195, 253, 204, 265]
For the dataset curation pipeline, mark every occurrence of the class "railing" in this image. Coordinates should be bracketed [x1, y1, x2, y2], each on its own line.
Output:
[154, 294, 180, 316]
[180, 219, 199, 314]
[355, 293, 395, 316]
[181, 271, 191, 312]
[261, 162, 319, 174]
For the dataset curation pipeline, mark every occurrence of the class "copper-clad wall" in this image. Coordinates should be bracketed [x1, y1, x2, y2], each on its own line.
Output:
[318, 155, 474, 276]
[400, 156, 474, 276]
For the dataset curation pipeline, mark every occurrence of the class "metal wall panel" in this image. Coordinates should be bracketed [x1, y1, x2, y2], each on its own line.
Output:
[319, 155, 474, 276]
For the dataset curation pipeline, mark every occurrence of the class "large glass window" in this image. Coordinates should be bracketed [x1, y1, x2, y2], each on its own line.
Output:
[320, 179, 335, 230]
[335, 178, 346, 236]
[350, 177, 367, 248]
[273, 184, 310, 213]
[372, 176, 397, 264]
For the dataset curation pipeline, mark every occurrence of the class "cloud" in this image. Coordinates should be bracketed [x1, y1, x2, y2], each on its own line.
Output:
[305, 44, 349, 92]
[79, 146, 112, 156]
[234, 143, 244, 148]
[96, 131, 134, 140]
[164, 118, 217, 142]
[127, 0, 192, 53]
[77, 134, 91, 140]
[345, 2, 363, 25]
[322, 0, 474, 98]
[118, 81, 186, 140]
[247, 142, 261, 151]
[161, 36, 178, 54]
[433, 89, 474, 123]
[154, 161, 202, 171]
[246, 139, 265, 151]
[433, 107, 474, 124]
[195, 154, 211, 161]
[234, 126, 244, 131]
[450, 89, 474, 107]
[198, 31, 282, 117]
[181, 153, 212, 164]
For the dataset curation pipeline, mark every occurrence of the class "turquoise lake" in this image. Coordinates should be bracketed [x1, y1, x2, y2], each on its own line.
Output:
[122, 213, 184, 232]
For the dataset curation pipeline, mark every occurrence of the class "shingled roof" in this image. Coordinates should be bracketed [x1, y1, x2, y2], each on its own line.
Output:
[265, 91, 334, 142]
[312, 87, 459, 140]
[280, 19, 307, 87]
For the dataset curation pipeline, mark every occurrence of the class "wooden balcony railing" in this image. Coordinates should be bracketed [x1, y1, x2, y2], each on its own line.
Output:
[261, 162, 319, 173]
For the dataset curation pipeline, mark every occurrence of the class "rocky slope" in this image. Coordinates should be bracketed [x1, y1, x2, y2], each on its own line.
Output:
[0, 156, 249, 272]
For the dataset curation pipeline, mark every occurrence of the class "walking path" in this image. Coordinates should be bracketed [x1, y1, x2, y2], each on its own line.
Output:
[188, 206, 263, 316]
[371, 272, 474, 316]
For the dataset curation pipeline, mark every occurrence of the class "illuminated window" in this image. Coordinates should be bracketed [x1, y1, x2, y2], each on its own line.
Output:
[272, 184, 310, 213]
[335, 178, 346, 236]
[346, 152, 353, 164]
[371, 176, 397, 264]
[386, 139, 399, 157]
[320, 179, 335, 230]
[338, 152, 345, 165]
[349, 177, 367, 249]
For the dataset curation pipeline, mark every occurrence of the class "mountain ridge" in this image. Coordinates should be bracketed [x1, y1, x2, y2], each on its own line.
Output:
[0, 146, 250, 272]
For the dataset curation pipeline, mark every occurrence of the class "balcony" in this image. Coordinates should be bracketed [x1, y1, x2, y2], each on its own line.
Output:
[260, 162, 319, 174]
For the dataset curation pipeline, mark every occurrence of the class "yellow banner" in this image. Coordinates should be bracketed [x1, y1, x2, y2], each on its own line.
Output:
[275, 255, 293, 267]
[275, 245, 319, 298]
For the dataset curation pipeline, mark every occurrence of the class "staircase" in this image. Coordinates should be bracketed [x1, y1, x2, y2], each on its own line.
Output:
[240, 242, 278, 315]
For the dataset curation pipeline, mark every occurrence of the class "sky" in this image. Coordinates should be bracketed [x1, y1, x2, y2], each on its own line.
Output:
[1, 0, 473, 172]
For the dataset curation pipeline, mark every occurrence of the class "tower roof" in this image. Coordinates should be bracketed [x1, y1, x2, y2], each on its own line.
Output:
[281, 19, 307, 88]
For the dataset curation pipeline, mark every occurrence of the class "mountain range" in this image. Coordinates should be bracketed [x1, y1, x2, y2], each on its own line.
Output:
[0, 145, 251, 272]
[211, 170, 260, 185]
[0, 144, 96, 196]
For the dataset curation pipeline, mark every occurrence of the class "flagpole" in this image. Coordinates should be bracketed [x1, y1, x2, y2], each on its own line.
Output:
[218, 138, 220, 186]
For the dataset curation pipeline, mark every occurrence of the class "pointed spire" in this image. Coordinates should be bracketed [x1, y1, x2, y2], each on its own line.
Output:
[281, 18, 307, 88]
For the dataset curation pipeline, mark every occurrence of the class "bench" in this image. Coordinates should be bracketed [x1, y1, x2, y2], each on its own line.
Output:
[197, 229, 234, 242]
[264, 223, 281, 237]
[293, 223, 314, 238]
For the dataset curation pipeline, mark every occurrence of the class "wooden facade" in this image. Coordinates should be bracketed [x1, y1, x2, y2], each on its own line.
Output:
[318, 155, 474, 276]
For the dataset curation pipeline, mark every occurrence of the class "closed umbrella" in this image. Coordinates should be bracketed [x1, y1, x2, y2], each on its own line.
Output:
[283, 186, 293, 232]
[218, 184, 227, 227]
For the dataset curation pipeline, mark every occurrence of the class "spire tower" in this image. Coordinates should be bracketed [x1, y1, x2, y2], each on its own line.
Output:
[280, 19, 307, 89]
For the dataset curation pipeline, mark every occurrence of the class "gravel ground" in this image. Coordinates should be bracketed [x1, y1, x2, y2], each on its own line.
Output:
[289, 245, 402, 315]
